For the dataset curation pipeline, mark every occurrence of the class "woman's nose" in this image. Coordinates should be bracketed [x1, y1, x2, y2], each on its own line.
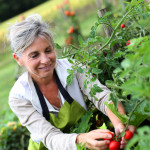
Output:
[40, 54, 50, 63]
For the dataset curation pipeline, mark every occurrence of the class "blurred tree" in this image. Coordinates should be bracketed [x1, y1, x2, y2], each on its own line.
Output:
[0, 0, 48, 22]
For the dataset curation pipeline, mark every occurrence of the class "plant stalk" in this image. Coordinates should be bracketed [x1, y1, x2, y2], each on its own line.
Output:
[99, 7, 134, 51]
[124, 99, 145, 131]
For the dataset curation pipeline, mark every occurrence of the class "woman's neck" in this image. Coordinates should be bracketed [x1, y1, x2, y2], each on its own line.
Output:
[31, 73, 55, 87]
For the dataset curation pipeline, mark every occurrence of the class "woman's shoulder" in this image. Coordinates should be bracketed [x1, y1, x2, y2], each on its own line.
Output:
[9, 72, 31, 100]
[56, 58, 73, 70]
[56, 58, 72, 66]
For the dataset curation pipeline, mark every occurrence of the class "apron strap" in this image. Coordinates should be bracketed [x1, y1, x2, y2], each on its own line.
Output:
[54, 70, 74, 104]
[33, 70, 74, 120]
[33, 81, 50, 121]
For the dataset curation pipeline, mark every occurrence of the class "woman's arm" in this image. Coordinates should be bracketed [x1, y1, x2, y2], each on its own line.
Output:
[9, 97, 78, 150]
[107, 102, 126, 127]
[76, 71, 136, 149]
[76, 71, 111, 115]
[107, 102, 136, 149]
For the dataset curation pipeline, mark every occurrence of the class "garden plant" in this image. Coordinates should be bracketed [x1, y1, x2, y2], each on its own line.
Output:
[59, 0, 150, 149]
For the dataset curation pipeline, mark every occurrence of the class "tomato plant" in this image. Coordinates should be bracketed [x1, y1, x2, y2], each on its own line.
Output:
[59, 0, 150, 149]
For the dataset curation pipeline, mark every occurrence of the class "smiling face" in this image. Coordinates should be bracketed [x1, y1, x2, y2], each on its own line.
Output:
[14, 37, 56, 82]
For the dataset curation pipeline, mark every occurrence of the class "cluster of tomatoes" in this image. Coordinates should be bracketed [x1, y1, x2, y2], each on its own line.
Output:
[104, 130, 133, 150]
[64, 10, 75, 16]
[65, 36, 73, 45]
[67, 26, 74, 34]
[121, 24, 131, 46]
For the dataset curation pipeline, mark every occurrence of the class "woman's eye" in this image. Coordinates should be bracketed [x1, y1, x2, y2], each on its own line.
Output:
[46, 49, 51, 53]
[30, 53, 38, 58]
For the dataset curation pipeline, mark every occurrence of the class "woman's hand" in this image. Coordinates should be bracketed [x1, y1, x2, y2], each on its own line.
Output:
[115, 123, 136, 149]
[76, 129, 113, 150]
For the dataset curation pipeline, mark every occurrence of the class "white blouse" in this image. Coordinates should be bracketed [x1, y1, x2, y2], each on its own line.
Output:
[9, 58, 111, 150]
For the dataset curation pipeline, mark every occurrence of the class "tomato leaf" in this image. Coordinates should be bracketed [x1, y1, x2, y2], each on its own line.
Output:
[92, 68, 102, 75]
[105, 102, 129, 124]
[70, 110, 93, 133]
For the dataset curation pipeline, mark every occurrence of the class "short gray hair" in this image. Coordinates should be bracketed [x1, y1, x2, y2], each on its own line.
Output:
[7, 14, 54, 56]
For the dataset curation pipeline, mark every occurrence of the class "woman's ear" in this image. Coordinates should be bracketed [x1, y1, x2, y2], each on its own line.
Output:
[13, 53, 24, 66]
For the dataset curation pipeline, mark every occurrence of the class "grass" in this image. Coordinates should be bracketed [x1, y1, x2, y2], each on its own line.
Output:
[0, 49, 16, 110]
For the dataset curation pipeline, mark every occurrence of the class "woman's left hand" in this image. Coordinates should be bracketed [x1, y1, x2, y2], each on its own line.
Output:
[114, 123, 136, 149]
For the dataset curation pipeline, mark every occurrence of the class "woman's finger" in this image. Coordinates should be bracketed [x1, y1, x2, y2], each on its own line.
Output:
[92, 129, 112, 133]
[90, 132, 113, 140]
[88, 139, 109, 150]
[128, 125, 136, 133]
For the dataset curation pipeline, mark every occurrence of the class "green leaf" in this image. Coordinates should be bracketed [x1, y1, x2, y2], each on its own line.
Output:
[98, 17, 109, 24]
[67, 74, 74, 86]
[74, 110, 93, 133]
[77, 67, 84, 73]
[93, 84, 103, 93]
[113, 67, 122, 74]
[121, 59, 131, 70]
[99, 123, 107, 129]
[67, 69, 74, 74]
[123, 99, 150, 127]
[105, 80, 120, 90]
[95, 36, 105, 42]
[92, 68, 102, 75]
[78, 35, 84, 46]
[105, 102, 129, 124]
[110, 39, 119, 49]
[114, 51, 125, 59]
[54, 43, 62, 49]
[89, 56, 97, 61]
[119, 69, 130, 78]
[76, 143, 87, 150]
[137, 66, 150, 77]
[129, 112, 149, 127]
[91, 77, 96, 82]
[68, 59, 74, 64]
[110, 93, 119, 110]
[83, 79, 87, 89]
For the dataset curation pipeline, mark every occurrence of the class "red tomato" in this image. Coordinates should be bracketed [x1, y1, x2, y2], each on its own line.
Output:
[70, 11, 75, 16]
[121, 24, 125, 28]
[124, 130, 133, 140]
[67, 26, 74, 34]
[64, 10, 70, 16]
[126, 40, 131, 46]
[109, 141, 120, 150]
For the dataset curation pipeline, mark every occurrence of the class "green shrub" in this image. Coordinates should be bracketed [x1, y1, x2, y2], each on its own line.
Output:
[0, 121, 30, 150]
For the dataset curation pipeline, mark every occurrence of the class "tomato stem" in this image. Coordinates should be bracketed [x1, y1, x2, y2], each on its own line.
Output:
[99, 7, 134, 51]
[124, 99, 145, 131]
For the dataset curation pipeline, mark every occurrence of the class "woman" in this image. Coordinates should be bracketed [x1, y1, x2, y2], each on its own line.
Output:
[8, 14, 135, 150]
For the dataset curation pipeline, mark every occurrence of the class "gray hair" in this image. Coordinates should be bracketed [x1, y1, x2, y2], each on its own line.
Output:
[7, 14, 54, 57]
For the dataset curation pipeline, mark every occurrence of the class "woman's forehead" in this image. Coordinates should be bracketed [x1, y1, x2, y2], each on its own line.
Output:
[23, 37, 52, 54]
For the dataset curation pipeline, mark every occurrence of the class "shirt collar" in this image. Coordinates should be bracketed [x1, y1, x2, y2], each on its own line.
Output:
[54, 59, 69, 88]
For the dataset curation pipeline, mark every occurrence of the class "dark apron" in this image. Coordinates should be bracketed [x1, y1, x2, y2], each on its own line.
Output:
[28, 70, 86, 150]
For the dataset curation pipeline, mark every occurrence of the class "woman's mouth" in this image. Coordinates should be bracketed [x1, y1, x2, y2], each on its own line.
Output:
[39, 65, 51, 71]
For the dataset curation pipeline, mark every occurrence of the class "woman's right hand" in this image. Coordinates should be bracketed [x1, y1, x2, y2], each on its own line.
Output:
[76, 129, 113, 150]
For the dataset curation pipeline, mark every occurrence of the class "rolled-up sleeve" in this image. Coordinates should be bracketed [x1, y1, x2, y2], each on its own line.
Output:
[9, 97, 78, 150]
[76, 72, 111, 115]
